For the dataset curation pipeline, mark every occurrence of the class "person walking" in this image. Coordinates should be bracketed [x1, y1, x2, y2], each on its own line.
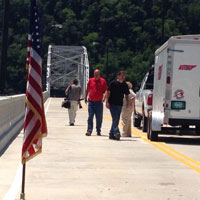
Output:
[106, 71, 130, 140]
[121, 81, 136, 137]
[65, 79, 81, 126]
[85, 69, 107, 136]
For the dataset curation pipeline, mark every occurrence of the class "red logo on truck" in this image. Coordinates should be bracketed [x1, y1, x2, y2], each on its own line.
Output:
[174, 89, 184, 99]
[179, 65, 197, 70]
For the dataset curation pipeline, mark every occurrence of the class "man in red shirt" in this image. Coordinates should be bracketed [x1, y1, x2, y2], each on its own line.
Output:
[85, 69, 107, 136]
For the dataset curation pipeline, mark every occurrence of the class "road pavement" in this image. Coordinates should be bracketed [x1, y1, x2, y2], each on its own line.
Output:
[1, 97, 200, 200]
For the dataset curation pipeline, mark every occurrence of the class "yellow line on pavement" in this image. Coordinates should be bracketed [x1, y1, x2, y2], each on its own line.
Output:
[82, 106, 200, 173]
[134, 129, 200, 166]
[159, 142, 200, 166]
[131, 126, 200, 173]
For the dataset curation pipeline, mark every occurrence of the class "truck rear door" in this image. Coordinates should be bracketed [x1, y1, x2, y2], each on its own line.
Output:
[170, 42, 200, 119]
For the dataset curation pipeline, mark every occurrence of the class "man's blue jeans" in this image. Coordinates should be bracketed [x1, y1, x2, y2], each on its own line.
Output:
[87, 101, 103, 133]
[109, 104, 122, 137]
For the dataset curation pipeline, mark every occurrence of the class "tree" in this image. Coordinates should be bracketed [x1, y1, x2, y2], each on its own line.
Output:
[1, 0, 200, 94]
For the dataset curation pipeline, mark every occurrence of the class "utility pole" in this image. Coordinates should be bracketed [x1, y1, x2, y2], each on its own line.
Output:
[161, 1, 165, 43]
[161, 0, 169, 43]
[0, 0, 9, 94]
[92, 40, 112, 80]
[105, 44, 108, 79]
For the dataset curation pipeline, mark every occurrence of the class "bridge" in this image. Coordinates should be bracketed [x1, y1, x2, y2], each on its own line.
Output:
[47, 45, 89, 97]
[0, 45, 89, 158]
[1, 98, 200, 199]
[1, 47, 200, 200]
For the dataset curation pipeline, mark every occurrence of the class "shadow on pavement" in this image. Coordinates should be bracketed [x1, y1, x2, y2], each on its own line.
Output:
[159, 135, 200, 146]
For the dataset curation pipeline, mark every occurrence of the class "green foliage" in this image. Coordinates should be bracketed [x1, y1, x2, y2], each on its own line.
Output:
[1, 0, 200, 94]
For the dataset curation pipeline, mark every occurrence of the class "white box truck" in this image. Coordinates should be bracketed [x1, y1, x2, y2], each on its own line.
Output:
[147, 35, 200, 141]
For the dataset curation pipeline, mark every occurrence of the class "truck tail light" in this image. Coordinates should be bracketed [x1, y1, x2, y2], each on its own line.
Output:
[167, 76, 170, 84]
[147, 94, 153, 105]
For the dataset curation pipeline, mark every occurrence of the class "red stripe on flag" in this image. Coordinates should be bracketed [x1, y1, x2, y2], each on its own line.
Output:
[27, 94, 42, 116]
[22, 119, 41, 152]
[30, 57, 42, 76]
[24, 110, 34, 130]
[28, 74, 42, 95]
[28, 145, 35, 155]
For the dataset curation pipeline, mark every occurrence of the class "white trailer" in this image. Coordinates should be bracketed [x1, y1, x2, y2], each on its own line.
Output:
[147, 35, 200, 141]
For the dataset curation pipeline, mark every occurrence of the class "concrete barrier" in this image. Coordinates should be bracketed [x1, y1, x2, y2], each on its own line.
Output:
[0, 91, 49, 156]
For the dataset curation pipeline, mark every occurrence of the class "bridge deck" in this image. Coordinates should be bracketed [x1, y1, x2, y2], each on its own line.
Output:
[1, 98, 200, 200]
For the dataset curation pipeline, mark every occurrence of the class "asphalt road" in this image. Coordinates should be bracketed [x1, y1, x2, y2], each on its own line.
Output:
[0, 97, 200, 200]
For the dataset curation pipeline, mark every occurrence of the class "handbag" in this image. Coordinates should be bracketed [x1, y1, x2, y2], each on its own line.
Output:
[78, 98, 84, 109]
[61, 98, 71, 109]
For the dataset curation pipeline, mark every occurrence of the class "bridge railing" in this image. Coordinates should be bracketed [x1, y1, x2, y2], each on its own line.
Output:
[0, 91, 49, 156]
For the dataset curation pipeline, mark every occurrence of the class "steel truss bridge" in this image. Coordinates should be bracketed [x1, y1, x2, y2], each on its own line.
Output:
[46, 45, 89, 97]
[0, 45, 89, 157]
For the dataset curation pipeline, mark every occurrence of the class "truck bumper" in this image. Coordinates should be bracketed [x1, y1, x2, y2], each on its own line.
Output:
[169, 118, 200, 126]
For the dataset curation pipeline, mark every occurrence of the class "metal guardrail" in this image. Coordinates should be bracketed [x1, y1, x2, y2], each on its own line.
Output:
[0, 91, 49, 156]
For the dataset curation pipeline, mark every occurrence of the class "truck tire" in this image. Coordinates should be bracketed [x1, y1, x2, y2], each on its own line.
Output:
[147, 116, 158, 141]
[147, 113, 151, 139]
[142, 114, 147, 132]
[133, 113, 141, 128]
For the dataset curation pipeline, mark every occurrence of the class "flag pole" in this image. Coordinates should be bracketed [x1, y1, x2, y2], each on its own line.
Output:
[20, 163, 26, 200]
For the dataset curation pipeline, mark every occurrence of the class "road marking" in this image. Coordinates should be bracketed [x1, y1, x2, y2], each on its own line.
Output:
[131, 127, 200, 173]
[45, 97, 51, 115]
[3, 97, 52, 200]
[3, 164, 22, 200]
[100, 112, 200, 173]
[69, 104, 200, 172]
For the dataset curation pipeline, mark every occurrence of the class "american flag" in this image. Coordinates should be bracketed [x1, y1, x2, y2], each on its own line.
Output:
[22, 0, 47, 164]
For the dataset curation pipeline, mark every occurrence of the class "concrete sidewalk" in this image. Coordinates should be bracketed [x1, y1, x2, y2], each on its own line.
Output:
[1, 97, 200, 200]
[21, 97, 142, 200]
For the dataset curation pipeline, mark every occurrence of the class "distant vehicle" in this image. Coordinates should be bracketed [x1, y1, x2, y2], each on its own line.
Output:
[134, 67, 154, 132]
[147, 35, 200, 141]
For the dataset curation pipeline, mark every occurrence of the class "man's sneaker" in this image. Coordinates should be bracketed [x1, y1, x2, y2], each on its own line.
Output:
[114, 133, 121, 140]
[86, 131, 91, 136]
[109, 135, 114, 140]
[70, 123, 74, 126]
[97, 132, 101, 136]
